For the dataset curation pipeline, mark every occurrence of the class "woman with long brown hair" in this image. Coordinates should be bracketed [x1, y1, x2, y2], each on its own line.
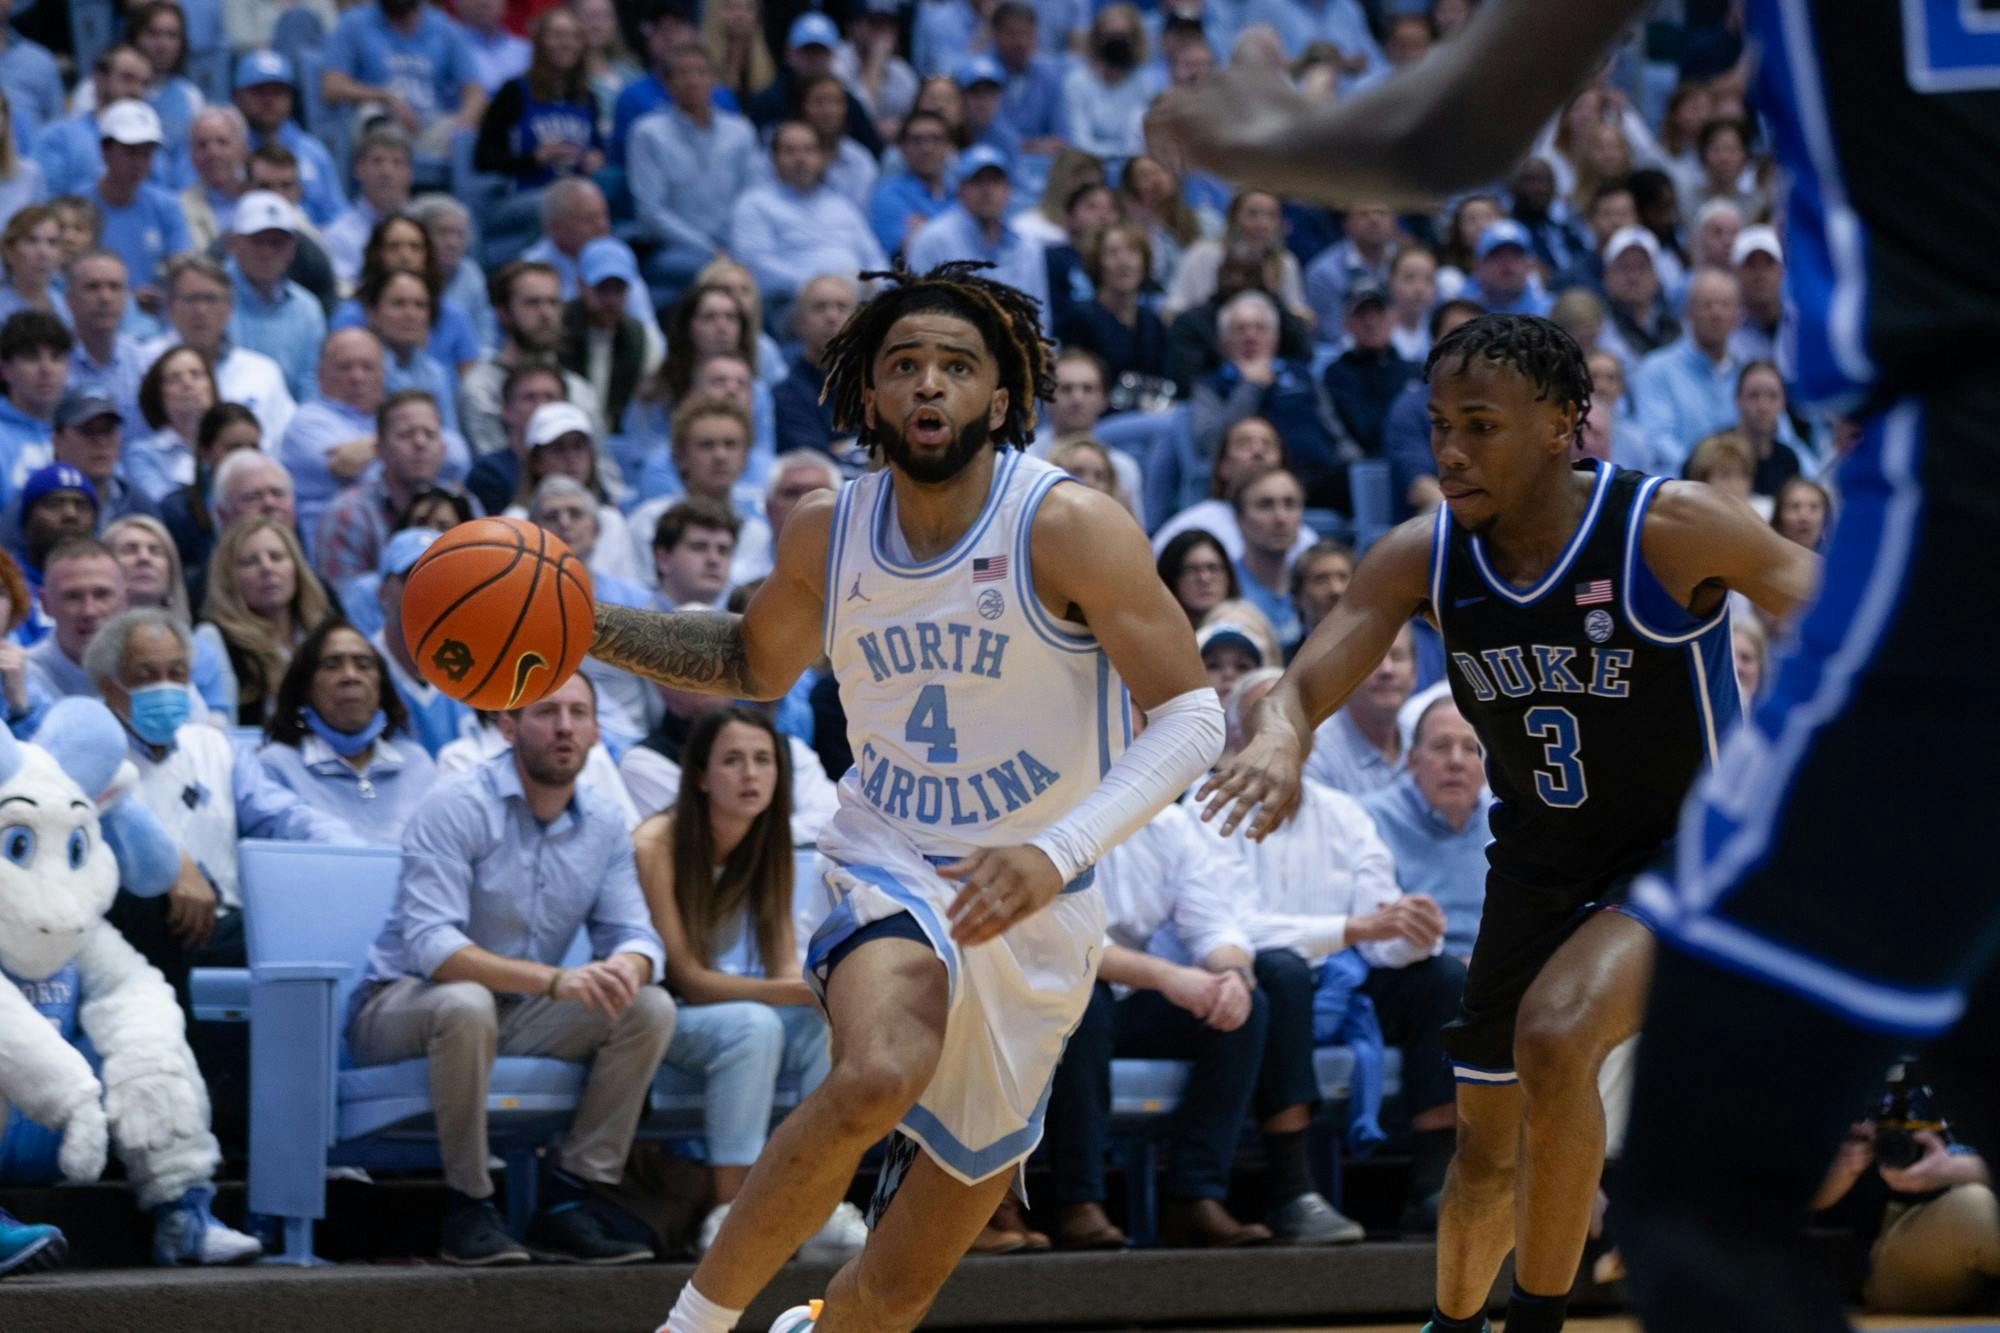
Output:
[702, 0, 778, 106]
[197, 516, 333, 727]
[474, 7, 606, 192]
[1114, 153, 1203, 287]
[635, 706, 865, 1260]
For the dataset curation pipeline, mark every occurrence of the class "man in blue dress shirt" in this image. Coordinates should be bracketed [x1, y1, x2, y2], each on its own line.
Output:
[225, 192, 327, 403]
[867, 111, 956, 260]
[904, 144, 1051, 333]
[1360, 694, 1490, 962]
[323, 0, 485, 157]
[0, 0, 63, 154]
[990, 2, 1068, 153]
[1631, 267, 1746, 475]
[62, 252, 148, 437]
[349, 670, 675, 1267]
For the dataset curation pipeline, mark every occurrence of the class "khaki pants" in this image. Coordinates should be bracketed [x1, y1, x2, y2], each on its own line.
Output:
[348, 978, 677, 1199]
[1865, 1182, 2000, 1314]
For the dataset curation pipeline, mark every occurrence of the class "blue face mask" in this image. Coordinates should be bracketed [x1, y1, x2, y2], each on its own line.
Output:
[302, 707, 388, 758]
[127, 682, 191, 746]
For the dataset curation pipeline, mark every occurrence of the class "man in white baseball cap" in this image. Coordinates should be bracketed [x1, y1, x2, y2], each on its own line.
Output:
[88, 100, 190, 306]
[226, 190, 328, 401]
[1728, 224, 1793, 376]
[1599, 223, 1678, 371]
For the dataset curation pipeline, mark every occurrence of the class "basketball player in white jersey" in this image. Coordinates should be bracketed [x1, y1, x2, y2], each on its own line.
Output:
[589, 263, 1223, 1333]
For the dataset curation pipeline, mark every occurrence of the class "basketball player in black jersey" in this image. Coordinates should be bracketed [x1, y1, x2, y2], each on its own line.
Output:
[1195, 313, 1815, 1333]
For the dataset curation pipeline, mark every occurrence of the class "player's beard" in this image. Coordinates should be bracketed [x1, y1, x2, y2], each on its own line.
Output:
[876, 412, 993, 485]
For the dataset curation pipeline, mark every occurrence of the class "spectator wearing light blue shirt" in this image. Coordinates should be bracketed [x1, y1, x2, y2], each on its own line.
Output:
[990, 3, 1068, 151]
[31, 46, 152, 198]
[62, 252, 147, 435]
[867, 110, 955, 260]
[1228, 466, 1306, 653]
[1302, 202, 1397, 342]
[323, 127, 415, 291]
[0, 99, 45, 225]
[728, 122, 888, 307]
[911, 0, 989, 78]
[1632, 266, 1744, 476]
[628, 43, 758, 293]
[1454, 218, 1551, 318]
[224, 192, 326, 404]
[0, 12, 64, 157]
[455, 0, 530, 95]
[1359, 696, 1491, 961]
[85, 101, 191, 306]
[1241, 0, 1384, 74]
[323, 0, 485, 157]
[1062, 9, 1155, 162]
[904, 145, 1051, 333]
[233, 52, 348, 229]
[1303, 623, 1414, 798]
[0, 308, 65, 509]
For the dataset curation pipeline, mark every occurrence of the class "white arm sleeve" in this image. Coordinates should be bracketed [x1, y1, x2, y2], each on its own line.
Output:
[1029, 687, 1225, 885]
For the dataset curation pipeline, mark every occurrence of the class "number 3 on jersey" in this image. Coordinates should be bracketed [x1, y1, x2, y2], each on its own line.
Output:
[905, 684, 958, 762]
[1524, 706, 1586, 808]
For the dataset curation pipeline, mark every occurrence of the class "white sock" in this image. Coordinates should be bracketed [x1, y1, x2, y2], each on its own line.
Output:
[660, 1284, 743, 1333]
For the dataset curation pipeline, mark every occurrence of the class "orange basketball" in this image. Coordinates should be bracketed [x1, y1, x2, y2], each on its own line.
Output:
[401, 517, 596, 710]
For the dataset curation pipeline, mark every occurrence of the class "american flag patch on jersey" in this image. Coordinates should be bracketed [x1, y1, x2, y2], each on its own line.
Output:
[972, 555, 1008, 582]
[1574, 579, 1613, 606]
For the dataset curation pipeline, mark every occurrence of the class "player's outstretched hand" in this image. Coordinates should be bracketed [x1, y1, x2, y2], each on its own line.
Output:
[942, 845, 1065, 947]
[1145, 66, 1314, 181]
[1196, 726, 1304, 841]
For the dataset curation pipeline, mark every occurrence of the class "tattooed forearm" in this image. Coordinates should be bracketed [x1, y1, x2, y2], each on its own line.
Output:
[591, 604, 761, 697]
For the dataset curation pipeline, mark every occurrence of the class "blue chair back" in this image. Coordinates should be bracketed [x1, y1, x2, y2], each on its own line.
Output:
[1349, 458, 1394, 552]
[240, 840, 403, 1050]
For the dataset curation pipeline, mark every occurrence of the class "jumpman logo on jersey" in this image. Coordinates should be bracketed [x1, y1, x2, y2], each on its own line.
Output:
[846, 574, 870, 604]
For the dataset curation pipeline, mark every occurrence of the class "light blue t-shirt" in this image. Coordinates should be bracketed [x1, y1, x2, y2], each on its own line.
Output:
[327, 3, 478, 124]
[88, 181, 191, 293]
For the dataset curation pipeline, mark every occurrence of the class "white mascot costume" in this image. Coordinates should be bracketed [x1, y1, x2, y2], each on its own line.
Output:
[0, 698, 261, 1270]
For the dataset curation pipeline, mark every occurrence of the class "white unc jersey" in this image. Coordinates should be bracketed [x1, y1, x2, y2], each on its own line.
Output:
[820, 450, 1131, 864]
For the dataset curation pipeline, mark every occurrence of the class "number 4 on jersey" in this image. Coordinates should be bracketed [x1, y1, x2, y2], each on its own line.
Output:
[905, 684, 958, 762]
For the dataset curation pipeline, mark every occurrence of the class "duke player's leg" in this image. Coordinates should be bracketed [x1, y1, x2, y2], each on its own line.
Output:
[1621, 383, 2000, 1332]
[665, 929, 947, 1331]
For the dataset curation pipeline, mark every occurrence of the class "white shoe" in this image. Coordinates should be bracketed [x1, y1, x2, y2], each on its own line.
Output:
[696, 1202, 731, 1256]
[795, 1201, 868, 1263]
[769, 1300, 822, 1331]
[152, 1188, 263, 1266]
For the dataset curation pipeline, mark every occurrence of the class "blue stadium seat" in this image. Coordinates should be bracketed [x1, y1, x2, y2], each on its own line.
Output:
[1349, 458, 1395, 552]
[190, 966, 250, 1022]
[69, 0, 118, 82]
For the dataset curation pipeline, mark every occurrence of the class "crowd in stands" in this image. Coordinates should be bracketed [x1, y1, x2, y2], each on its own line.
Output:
[3, 0, 1987, 1313]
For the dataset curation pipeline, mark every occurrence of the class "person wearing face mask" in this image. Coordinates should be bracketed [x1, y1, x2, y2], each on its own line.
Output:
[253, 618, 438, 843]
[1063, 6, 1153, 161]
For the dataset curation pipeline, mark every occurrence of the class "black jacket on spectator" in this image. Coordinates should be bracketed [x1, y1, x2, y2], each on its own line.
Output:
[1165, 296, 1314, 397]
[468, 451, 521, 518]
[1057, 300, 1170, 392]
[746, 68, 885, 156]
[1322, 346, 1416, 456]
[558, 302, 647, 431]
[1607, 298, 1682, 362]
[771, 353, 835, 457]
[1044, 244, 1087, 327]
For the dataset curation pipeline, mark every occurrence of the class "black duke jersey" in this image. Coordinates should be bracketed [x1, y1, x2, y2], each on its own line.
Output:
[1428, 461, 1741, 895]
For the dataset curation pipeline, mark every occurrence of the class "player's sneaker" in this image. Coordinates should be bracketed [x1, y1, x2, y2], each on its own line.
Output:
[769, 1299, 823, 1331]
[0, 1208, 66, 1278]
[696, 1202, 731, 1255]
[1266, 1191, 1364, 1245]
[152, 1187, 264, 1266]
[795, 1202, 868, 1263]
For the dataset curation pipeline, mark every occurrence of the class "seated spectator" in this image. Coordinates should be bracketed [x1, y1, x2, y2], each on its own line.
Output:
[40, 397, 146, 534]
[1211, 670, 1458, 1243]
[323, 128, 416, 291]
[769, 274, 859, 464]
[1633, 267, 1744, 475]
[278, 330, 387, 543]
[703, 0, 778, 110]
[254, 618, 438, 841]
[86, 101, 187, 310]
[24, 533, 124, 690]
[333, 213, 482, 380]
[317, 390, 467, 584]
[1359, 695, 1489, 963]
[466, 357, 568, 514]
[347, 671, 672, 1267]
[520, 180, 658, 360]
[0, 547, 42, 731]
[0, 206, 63, 324]
[1684, 430, 1757, 507]
[640, 282, 774, 477]
[1044, 796, 1270, 1249]
[233, 52, 347, 230]
[1114, 152, 1200, 287]
[745, 13, 883, 156]
[1381, 299, 1484, 515]
[32, 46, 151, 199]
[630, 397, 764, 584]
[8, 460, 97, 597]
[1456, 218, 1550, 317]
[1732, 613, 1767, 705]
[1304, 623, 1415, 795]
[1056, 222, 1167, 399]
[835, 2, 917, 135]
[648, 497, 738, 614]
[197, 516, 332, 728]
[1165, 249, 1316, 398]
[557, 241, 655, 437]
[1152, 417, 1318, 565]
[1323, 286, 1416, 456]
[179, 107, 249, 254]
[322, 0, 485, 161]
[1511, 155, 1587, 278]
[692, 258, 788, 393]
[369, 527, 477, 754]
[729, 448, 841, 586]
[96, 3, 204, 155]
[1040, 181, 1118, 330]
[635, 706, 866, 1258]
[434, 700, 639, 827]
[223, 192, 326, 404]
[1303, 201, 1397, 341]
[1015, 148, 1109, 251]
[455, 0, 529, 95]
[575, 0, 638, 120]
[1689, 197, 1741, 275]
[1597, 224, 1680, 373]
[103, 514, 233, 717]
[238, 145, 340, 311]
[158, 405, 264, 585]
[1227, 466, 1308, 652]
[954, 55, 1022, 162]
[1158, 528, 1237, 632]
[411, 195, 495, 357]
[0, 310, 67, 504]
[1047, 437, 1131, 514]
[1728, 224, 1791, 375]
[526, 478, 650, 737]
[359, 268, 467, 445]
[1197, 619, 1266, 702]
[501, 402, 639, 583]
[148, 255, 296, 449]
[1731, 358, 1804, 499]
[473, 8, 605, 194]
[784, 72, 876, 211]
[222, 0, 340, 54]
[63, 251, 148, 434]
[1191, 291, 1356, 513]
[460, 261, 605, 461]
[1291, 537, 1354, 641]
[609, 1, 704, 160]
[986, 0, 1066, 150]
[1386, 247, 1439, 364]
[1168, 189, 1305, 324]
[1027, 349, 1144, 512]
[1771, 475, 1831, 552]
[730, 121, 887, 307]
[1063, 6, 1151, 160]
[628, 42, 757, 293]
[868, 111, 956, 260]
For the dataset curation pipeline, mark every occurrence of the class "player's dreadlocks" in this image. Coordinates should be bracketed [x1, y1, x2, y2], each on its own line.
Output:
[1424, 313, 1594, 443]
[819, 261, 1056, 450]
